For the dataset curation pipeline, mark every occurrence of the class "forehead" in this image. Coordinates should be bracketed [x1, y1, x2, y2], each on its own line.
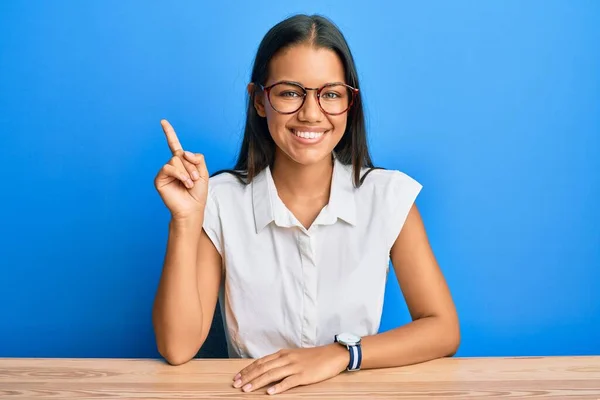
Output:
[267, 44, 346, 86]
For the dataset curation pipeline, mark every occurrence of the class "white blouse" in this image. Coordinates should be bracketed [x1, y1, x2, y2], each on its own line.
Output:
[202, 156, 422, 359]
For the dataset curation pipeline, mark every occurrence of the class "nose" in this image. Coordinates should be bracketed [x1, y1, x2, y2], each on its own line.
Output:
[297, 89, 323, 122]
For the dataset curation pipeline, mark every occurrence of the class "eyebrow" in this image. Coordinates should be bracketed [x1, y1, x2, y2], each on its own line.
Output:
[273, 80, 347, 88]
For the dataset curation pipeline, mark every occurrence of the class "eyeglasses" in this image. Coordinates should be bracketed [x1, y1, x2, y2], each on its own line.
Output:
[258, 81, 359, 116]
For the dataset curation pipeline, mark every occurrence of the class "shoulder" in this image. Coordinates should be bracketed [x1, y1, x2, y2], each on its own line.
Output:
[356, 167, 422, 217]
[207, 171, 250, 197]
[358, 168, 422, 248]
[203, 171, 251, 216]
[203, 171, 252, 235]
[359, 167, 422, 196]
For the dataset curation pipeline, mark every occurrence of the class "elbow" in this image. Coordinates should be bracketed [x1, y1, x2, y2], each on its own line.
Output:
[154, 327, 203, 366]
[164, 354, 193, 366]
[442, 318, 461, 357]
[445, 336, 460, 357]
[158, 344, 197, 366]
[153, 317, 204, 366]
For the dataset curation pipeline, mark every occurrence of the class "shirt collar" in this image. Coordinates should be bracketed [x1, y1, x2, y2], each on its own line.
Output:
[252, 154, 357, 233]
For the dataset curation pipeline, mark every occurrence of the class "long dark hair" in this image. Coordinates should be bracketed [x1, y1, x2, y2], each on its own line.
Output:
[213, 14, 379, 187]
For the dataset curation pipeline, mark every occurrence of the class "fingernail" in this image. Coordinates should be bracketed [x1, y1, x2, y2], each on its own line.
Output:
[233, 373, 241, 381]
[242, 383, 252, 392]
[191, 171, 199, 180]
[233, 379, 242, 388]
[186, 179, 193, 188]
[268, 387, 275, 395]
[185, 151, 194, 158]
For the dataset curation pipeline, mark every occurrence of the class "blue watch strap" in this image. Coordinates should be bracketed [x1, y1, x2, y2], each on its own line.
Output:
[348, 344, 355, 370]
[348, 344, 362, 371]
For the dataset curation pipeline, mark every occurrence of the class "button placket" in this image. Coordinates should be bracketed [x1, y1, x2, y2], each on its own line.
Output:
[299, 229, 318, 347]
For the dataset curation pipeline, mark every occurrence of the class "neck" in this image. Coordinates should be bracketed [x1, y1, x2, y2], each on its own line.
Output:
[271, 151, 334, 201]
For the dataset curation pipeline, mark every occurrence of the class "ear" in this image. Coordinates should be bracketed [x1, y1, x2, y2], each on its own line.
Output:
[247, 83, 267, 118]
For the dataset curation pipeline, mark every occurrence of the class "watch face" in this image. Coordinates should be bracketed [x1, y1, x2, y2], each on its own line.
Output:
[337, 332, 361, 345]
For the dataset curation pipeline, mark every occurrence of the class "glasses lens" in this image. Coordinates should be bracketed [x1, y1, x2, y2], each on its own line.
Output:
[319, 84, 353, 114]
[268, 83, 305, 113]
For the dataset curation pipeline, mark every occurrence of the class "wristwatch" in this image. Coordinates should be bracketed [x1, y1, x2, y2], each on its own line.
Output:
[334, 332, 362, 371]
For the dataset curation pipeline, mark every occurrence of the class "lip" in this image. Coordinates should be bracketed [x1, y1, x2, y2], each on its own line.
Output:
[289, 128, 329, 145]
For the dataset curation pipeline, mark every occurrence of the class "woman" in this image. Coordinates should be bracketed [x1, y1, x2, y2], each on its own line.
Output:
[152, 14, 459, 395]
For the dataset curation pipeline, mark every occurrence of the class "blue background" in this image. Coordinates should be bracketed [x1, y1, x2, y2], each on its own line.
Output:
[1, 1, 598, 358]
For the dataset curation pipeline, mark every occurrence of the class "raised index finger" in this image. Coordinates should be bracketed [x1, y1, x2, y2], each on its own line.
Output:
[160, 119, 183, 155]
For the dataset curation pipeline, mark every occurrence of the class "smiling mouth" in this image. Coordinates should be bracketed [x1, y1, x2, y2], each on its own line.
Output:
[290, 129, 328, 139]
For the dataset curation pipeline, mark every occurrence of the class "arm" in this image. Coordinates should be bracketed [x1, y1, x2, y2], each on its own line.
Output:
[358, 203, 460, 369]
[152, 216, 222, 365]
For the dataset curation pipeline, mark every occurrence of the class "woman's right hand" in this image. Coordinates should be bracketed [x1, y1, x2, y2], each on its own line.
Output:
[154, 119, 209, 221]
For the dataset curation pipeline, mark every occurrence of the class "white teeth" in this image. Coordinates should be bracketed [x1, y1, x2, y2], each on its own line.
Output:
[293, 130, 325, 139]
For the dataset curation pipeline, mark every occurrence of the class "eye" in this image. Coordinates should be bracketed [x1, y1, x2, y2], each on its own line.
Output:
[280, 91, 302, 98]
[321, 91, 341, 99]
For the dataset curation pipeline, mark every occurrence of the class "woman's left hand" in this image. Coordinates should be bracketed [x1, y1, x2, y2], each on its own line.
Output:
[232, 344, 350, 395]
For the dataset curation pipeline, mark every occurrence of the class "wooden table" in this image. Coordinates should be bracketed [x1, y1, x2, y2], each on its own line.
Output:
[1, 356, 599, 399]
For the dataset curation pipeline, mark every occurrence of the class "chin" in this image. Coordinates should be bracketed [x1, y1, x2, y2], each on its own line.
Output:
[280, 146, 334, 167]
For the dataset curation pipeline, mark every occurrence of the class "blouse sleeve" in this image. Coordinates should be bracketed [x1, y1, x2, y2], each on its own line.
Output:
[202, 188, 224, 257]
[384, 171, 423, 249]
